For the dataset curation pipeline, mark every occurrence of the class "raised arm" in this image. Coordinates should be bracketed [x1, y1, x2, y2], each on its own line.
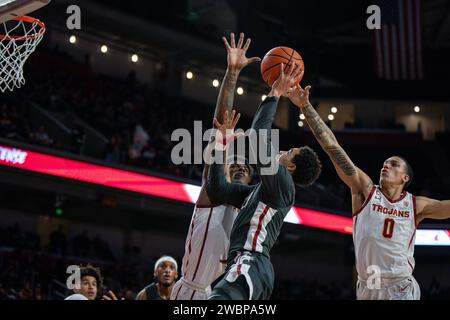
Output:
[197, 33, 260, 206]
[416, 196, 450, 224]
[212, 33, 261, 123]
[251, 63, 303, 166]
[249, 64, 302, 207]
[286, 85, 373, 199]
[206, 111, 253, 208]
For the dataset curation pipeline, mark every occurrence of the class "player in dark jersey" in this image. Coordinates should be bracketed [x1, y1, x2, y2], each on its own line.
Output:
[171, 33, 257, 300]
[206, 63, 322, 300]
[136, 256, 178, 300]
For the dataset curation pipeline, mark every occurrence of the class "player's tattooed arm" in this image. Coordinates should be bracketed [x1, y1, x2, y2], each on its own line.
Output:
[416, 197, 450, 224]
[301, 103, 357, 176]
[286, 85, 373, 195]
[202, 33, 260, 186]
[286, 85, 338, 150]
[324, 145, 357, 176]
[214, 32, 261, 122]
[301, 103, 338, 149]
[213, 66, 238, 123]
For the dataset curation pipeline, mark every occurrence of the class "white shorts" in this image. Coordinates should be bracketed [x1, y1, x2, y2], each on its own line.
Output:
[170, 278, 211, 300]
[357, 276, 420, 300]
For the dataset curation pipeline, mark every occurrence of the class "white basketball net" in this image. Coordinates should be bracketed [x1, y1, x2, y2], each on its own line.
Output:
[0, 17, 45, 92]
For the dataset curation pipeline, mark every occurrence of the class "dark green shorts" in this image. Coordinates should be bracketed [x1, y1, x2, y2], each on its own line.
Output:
[209, 251, 274, 300]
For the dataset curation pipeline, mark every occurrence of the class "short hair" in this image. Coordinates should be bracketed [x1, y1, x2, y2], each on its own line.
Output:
[292, 146, 322, 186]
[228, 156, 254, 180]
[80, 265, 103, 289]
[394, 155, 414, 190]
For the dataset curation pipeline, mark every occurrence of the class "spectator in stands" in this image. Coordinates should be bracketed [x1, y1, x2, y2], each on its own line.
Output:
[6, 223, 23, 248]
[1, 220, 450, 300]
[0, 103, 21, 140]
[71, 125, 86, 154]
[2, 47, 447, 216]
[105, 135, 123, 164]
[92, 235, 114, 262]
[72, 230, 91, 257]
[33, 125, 54, 147]
[49, 225, 67, 256]
[18, 281, 32, 300]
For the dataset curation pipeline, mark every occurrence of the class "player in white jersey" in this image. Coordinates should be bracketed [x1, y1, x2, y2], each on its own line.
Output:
[286, 84, 450, 300]
[352, 184, 421, 300]
[171, 32, 259, 300]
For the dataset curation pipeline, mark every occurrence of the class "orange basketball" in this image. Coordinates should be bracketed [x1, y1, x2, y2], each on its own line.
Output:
[260, 46, 304, 87]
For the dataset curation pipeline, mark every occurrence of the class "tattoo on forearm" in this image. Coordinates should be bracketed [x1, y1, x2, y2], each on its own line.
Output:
[214, 70, 238, 120]
[325, 145, 357, 176]
[302, 103, 358, 178]
[302, 104, 336, 146]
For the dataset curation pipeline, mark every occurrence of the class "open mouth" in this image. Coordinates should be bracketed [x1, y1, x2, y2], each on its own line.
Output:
[235, 173, 244, 179]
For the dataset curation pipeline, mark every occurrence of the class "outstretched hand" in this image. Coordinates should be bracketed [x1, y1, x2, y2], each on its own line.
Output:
[222, 32, 261, 72]
[285, 84, 312, 109]
[214, 109, 241, 134]
[102, 290, 125, 300]
[213, 110, 244, 150]
[269, 63, 304, 97]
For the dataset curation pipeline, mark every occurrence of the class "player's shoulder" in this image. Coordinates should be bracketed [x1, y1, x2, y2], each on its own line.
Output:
[136, 283, 157, 300]
[265, 164, 294, 190]
[145, 283, 163, 300]
[146, 282, 157, 289]
[135, 290, 145, 300]
[136, 285, 153, 300]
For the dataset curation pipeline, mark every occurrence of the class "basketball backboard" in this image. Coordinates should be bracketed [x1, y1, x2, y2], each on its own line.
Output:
[0, 0, 50, 24]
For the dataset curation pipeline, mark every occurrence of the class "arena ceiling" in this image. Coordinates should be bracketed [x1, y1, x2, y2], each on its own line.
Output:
[39, 0, 450, 100]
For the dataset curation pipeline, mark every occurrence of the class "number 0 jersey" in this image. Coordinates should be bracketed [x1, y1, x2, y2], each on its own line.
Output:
[353, 185, 417, 280]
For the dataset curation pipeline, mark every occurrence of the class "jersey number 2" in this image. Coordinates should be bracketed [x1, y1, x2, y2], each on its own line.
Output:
[383, 218, 395, 239]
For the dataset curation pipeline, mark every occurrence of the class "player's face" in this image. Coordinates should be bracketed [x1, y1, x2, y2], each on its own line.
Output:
[228, 163, 251, 185]
[155, 261, 178, 288]
[379, 156, 409, 188]
[278, 148, 301, 171]
[73, 275, 97, 300]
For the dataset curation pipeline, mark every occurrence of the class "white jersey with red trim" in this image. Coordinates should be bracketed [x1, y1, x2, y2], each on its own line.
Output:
[171, 204, 237, 300]
[353, 185, 417, 280]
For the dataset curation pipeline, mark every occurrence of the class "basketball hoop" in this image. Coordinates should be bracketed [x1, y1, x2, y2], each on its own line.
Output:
[0, 15, 46, 92]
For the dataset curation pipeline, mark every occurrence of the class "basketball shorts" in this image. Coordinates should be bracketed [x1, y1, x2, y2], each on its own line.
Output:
[170, 277, 211, 300]
[357, 276, 420, 300]
[209, 251, 274, 300]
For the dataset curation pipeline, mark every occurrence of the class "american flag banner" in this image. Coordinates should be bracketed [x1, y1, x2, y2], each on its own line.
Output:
[374, 0, 423, 80]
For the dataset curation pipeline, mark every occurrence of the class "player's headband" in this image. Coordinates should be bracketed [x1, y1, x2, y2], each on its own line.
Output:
[154, 256, 178, 272]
